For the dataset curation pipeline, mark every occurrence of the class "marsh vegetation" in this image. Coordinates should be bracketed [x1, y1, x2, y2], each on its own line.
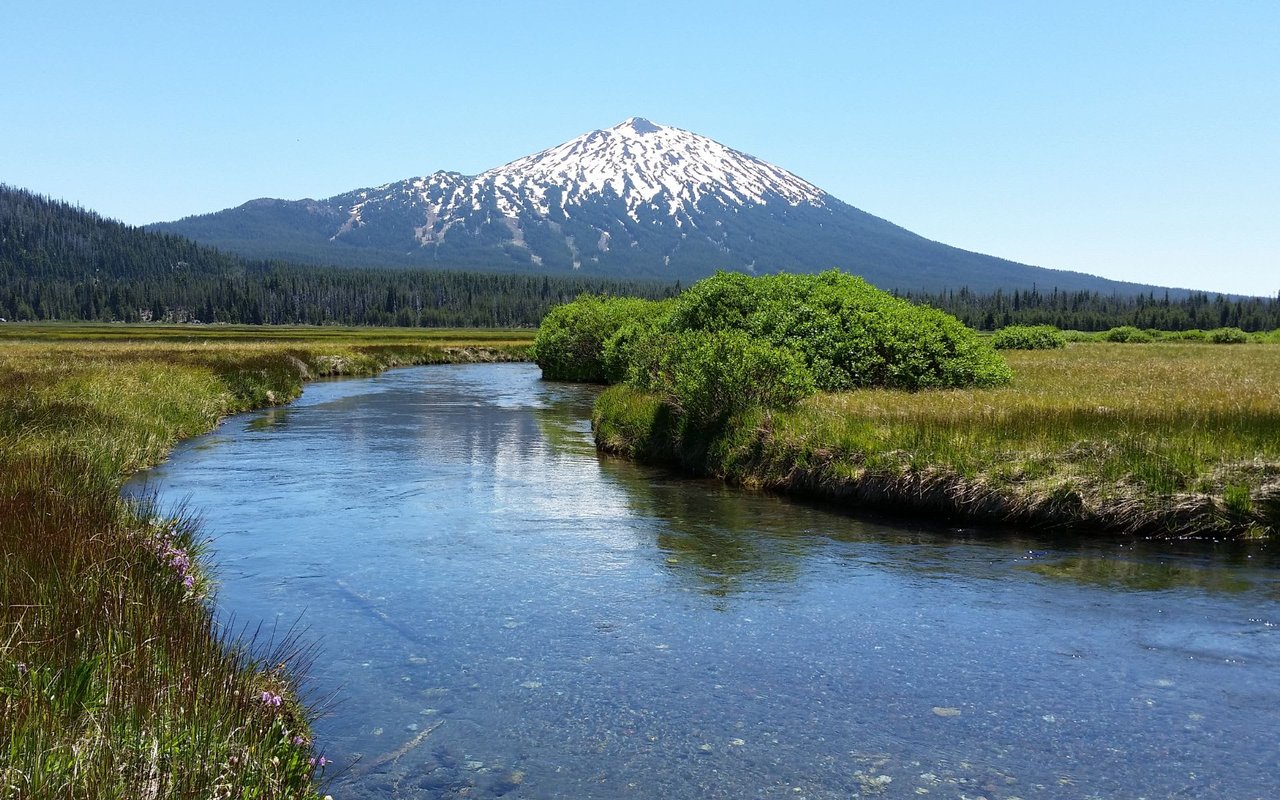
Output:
[0, 326, 531, 798]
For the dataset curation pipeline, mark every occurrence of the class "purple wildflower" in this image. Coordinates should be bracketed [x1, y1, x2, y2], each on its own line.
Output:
[309, 755, 330, 768]
[150, 528, 198, 590]
[260, 691, 283, 707]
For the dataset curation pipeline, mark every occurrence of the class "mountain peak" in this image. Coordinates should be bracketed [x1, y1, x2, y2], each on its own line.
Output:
[616, 116, 662, 135]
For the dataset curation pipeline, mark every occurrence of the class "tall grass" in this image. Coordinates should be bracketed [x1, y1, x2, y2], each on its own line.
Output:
[1, 326, 532, 798]
[0, 322, 534, 345]
[596, 342, 1280, 538]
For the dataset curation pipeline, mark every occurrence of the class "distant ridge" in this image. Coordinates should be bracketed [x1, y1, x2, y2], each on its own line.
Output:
[152, 119, 1185, 296]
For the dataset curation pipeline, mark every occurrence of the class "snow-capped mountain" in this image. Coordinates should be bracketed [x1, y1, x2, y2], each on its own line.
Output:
[472, 116, 829, 223]
[152, 119, 1155, 294]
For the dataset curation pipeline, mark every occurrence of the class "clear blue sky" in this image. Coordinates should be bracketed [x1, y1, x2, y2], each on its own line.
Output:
[4, 1, 1276, 296]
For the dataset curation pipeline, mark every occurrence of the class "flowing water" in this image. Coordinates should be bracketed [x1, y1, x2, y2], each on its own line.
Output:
[128, 363, 1280, 799]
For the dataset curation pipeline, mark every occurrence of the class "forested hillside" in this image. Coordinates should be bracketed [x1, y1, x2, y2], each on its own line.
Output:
[0, 186, 677, 326]
[1, 184, 244, 281]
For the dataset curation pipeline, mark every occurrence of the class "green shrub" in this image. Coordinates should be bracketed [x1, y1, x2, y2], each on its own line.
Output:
[991, 324, 1068, 350]
[650, 330, 816, 425]
[1206, 327, 1249, 344]
[600, 299, 673, 384]
[662, 271, 1011, 390]
[533, 295, 661, 382]
[1170, 329, 1207, 341]
[1060, 330, 1098, 343]
[1101, 325, 1154, 343]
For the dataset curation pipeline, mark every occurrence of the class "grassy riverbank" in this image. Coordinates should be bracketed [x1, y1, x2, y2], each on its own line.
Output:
[0, 325, 532, 798]
[594, 342, 1280, 538]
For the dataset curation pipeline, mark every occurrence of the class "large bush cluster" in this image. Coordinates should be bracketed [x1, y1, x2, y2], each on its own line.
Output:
[991, 324, 1067, 350]
[658, 272, 1012, 391]
[1206, 326, 1249, 344]
[1100, 325, 1154, 343]
[1091, 325, 1260, 344]
[535, 271, 1011, 424]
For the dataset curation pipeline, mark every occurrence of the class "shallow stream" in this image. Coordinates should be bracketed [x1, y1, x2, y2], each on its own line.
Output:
[129, 364, 1280, 799]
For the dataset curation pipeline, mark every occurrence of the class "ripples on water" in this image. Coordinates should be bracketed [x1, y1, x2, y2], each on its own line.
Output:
[128, 364, 1280, 799]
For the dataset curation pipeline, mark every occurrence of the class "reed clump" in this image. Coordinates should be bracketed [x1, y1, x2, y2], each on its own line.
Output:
[0, 326, 531, 798]
[594, 342, 1280, 539]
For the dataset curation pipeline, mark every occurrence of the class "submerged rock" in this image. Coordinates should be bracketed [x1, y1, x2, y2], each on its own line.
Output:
[853, 771, 893, 793]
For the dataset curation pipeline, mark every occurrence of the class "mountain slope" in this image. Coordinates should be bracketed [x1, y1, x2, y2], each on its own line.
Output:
[154, 119, 1171, 294]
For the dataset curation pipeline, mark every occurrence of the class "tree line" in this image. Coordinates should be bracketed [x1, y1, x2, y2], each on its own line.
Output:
[0, 267, 684, 328]
[907, 286, 1280, 332]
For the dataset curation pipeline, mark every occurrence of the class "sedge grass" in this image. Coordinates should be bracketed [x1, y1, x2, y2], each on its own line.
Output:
[1, 326, 532, 798]
[596, 342, 1280, 538]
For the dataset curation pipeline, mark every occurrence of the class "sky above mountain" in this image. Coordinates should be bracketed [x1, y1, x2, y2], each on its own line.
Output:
[3, 1, 1276, 296]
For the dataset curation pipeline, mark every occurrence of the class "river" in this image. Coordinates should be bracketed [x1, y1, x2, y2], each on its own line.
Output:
[127, 363, 1280, 799]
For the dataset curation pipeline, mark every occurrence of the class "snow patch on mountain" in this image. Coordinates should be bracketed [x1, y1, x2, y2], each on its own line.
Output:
[478, 117, 829, 223]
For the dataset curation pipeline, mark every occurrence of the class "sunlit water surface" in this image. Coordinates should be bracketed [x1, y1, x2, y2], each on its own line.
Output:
[129, 364, 1280, 799]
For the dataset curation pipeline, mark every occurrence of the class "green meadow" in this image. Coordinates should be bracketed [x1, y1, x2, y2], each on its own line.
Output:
[0, 325, 532, 799]
[595, 341, 1280, 538]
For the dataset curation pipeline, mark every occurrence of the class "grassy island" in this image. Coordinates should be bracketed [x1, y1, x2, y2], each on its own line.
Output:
[0, 324, 531, 798]
[536, 273, 1280, 539]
